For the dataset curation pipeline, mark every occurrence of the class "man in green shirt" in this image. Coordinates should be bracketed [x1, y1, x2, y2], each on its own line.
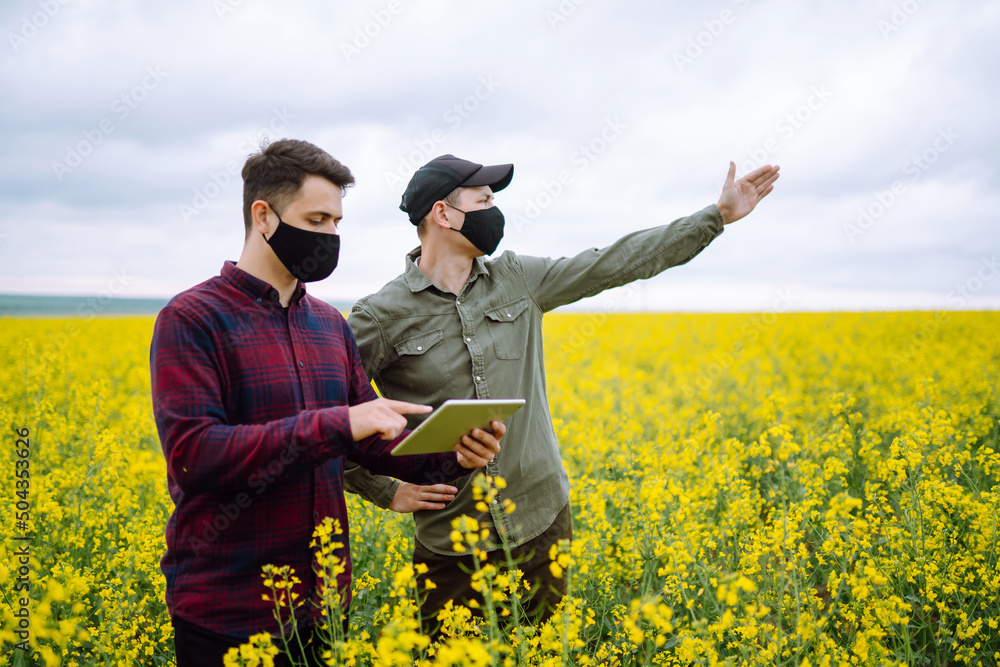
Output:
[345, 154, 779, 627]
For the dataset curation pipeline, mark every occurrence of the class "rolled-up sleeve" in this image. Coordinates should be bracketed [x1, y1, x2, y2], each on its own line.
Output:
[343, 464, 400, 508]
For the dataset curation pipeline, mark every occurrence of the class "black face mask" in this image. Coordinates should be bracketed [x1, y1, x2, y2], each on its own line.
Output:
[445, 203, 505, 256]
[262, 207, 340, 282]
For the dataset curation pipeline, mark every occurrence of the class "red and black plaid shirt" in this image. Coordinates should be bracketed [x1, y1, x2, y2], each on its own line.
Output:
[150, 261, 464, 637]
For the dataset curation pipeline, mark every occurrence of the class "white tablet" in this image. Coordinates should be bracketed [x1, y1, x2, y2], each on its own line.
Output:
[390, 399, 525, 456]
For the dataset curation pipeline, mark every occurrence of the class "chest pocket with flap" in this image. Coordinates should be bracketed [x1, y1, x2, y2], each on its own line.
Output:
[392, 329, 452, 394]
[484, 296, 530, 360]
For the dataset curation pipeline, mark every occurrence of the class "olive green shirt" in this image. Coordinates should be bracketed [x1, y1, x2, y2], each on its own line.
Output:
[345, 204, 724, 555]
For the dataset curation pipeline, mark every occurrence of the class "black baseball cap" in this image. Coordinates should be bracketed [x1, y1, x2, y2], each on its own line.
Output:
[400, 154, 514, 225]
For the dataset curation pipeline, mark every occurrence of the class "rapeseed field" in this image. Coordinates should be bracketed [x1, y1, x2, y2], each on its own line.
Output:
[1, 312, 998, 665]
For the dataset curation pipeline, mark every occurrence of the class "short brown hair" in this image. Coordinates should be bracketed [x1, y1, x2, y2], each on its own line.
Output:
[241, 139, 355, 237]
[416, 187, 463, 239]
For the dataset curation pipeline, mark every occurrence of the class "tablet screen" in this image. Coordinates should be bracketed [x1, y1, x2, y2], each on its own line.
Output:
[389, 399, 525, 456]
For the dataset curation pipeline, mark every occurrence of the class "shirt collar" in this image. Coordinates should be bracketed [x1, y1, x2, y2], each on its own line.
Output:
[221, 260, 307, 306]
[402, 247, 490, 293]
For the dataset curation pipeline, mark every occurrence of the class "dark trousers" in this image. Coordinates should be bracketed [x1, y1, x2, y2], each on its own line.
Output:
[414, 503, 572, 634]
[172, 615, 328, 667]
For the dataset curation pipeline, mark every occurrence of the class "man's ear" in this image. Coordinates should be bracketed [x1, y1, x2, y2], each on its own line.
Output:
[429, 201, 454, 230]
[250, 200, 273, 236]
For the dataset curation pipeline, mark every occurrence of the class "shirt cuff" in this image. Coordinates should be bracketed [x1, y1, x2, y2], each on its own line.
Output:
[369, 477, 401, 508]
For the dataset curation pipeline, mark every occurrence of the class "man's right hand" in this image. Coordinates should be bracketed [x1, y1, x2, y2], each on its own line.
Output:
[348, 398, 432, 441]
[716, 161, 780, 225]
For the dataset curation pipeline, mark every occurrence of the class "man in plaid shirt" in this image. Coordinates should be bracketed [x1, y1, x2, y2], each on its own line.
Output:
[150, 139, 503, 666]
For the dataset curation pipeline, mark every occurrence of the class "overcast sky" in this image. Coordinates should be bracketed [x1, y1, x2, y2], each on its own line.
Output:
[2, 0, 997, 311]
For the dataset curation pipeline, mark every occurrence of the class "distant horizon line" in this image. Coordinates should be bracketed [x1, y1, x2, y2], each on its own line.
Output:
[1, 292, 997, 316]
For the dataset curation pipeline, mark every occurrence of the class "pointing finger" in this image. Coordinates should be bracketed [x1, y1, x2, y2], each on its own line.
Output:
[384, 399, 433, 415]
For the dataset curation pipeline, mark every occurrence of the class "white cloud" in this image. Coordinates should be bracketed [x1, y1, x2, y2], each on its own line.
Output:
[1, 0, 997, 311]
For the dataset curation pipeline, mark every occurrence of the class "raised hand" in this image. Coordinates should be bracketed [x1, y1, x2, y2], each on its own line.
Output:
[716, 161, 780, 225]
